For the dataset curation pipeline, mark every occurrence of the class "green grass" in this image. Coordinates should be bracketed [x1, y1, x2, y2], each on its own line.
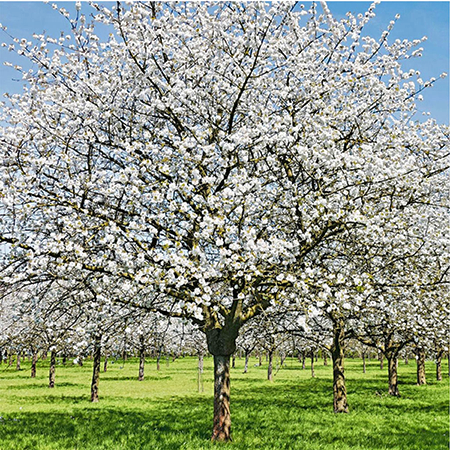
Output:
[0, 355, 448, 449]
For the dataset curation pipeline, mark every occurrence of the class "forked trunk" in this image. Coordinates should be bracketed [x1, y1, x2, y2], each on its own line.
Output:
[310, 351, 315, 378]
[49, 350, 56, 388]
[211, 355, 231, 442]
[91, 336, 101, 402]
[416, 348, 426, 385]
[387, 354, 399, 396]
[267, 350, 274, 382]
[332, 321, 348, 413]
[31, 349, 38, 378]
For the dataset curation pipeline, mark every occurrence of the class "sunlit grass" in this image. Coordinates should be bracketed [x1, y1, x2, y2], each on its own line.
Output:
[0, 354, 448, 449]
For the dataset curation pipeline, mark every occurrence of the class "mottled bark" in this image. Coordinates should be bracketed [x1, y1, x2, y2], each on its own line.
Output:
[91, 337, 101, 402]
[310, 351, 315, 378]
[267, 350, 274, 382]
[387, 354, 399, 396]
[332, 321, 348, 413]
[31, 349, 38, 378]
[138, 337, 145, 381]
[211, 355, 231, 441]
[416, 348, 426, 385]
[49, 350, 56, 388]
[436, 349, 443, 382]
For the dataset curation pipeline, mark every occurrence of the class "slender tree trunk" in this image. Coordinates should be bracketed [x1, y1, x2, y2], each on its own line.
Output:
[378, 351, 384, 370]
[243, 351, 250, 374]
[280, 353, 286, 366]
[198, 353, 204, 393]
[41, 350, 48, 360]
[331, 321, 348, 413]
[267, 350, 274, 382]
[302, 351, 306, 370]
[310, 351, 315, 378]
[49, 350, 56, 388]
[258, 352, 262, 366]
[436, 349, 443, 382]
[62, 353, 67, 366]
[0, 348, 2, 364]
[31, 349, 38, 378]
[211, 355, 231, 442]
[387, 353, 399, 396]
[77, 355, 83, 366]
[232, 354, 236, 369]
[404, 355, 408, 365]
[416, 348, 426, 385]
[323, 351, 328, 366]
[138, 338, 145, 381]
[156, 350, 161, 371]
[362, 351, 366, 374]
[16, 352, 21, 371]
[91, 336, 101, 402]
[103, 354, 108, 373]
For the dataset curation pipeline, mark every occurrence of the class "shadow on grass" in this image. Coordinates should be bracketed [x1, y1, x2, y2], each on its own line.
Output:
[1, 376, 448, 450]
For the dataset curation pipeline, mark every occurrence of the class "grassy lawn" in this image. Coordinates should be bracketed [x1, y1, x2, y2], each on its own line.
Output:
[0, 354, 448, 449]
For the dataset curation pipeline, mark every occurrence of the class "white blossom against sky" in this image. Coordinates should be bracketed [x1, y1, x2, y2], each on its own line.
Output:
[0, 1, 448, 124]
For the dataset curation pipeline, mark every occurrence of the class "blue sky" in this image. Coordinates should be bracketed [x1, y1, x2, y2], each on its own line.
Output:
[0, 1, 448, 124]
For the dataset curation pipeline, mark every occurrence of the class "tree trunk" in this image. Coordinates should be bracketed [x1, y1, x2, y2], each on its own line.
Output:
[404, 356, 408, 365]
[436, 349, 443, 382]
[0, 348, 2, 364]
[232, 354, 236, 369]
[91, 337, 101, 402]
[302, 351, 306, 370]
[31, 349, 38, 378]
[267, 350, 274, 382]
[41, 350, 48, 360]
[156, 351, 161, 371]
[198, 353, 204, 393]
[103, 354, 108, 373]
[310, 351, 315, 378]
[62, 353, 67, 366]
[378, 351, 384, 370]
[16, 352, 21, 371]
[362, 351, 366, 374]
[243, 351, 250, 374]
[323, 351, 328, 366]
[416, 347, 426, 385]
[49, 350, 56, 388]
[387, 353, 399, 396]
[138, 338, 145, 381]
[331, 321, 348, 413]
[258, 352, 262, 366]
[211, 355, 231, 442]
